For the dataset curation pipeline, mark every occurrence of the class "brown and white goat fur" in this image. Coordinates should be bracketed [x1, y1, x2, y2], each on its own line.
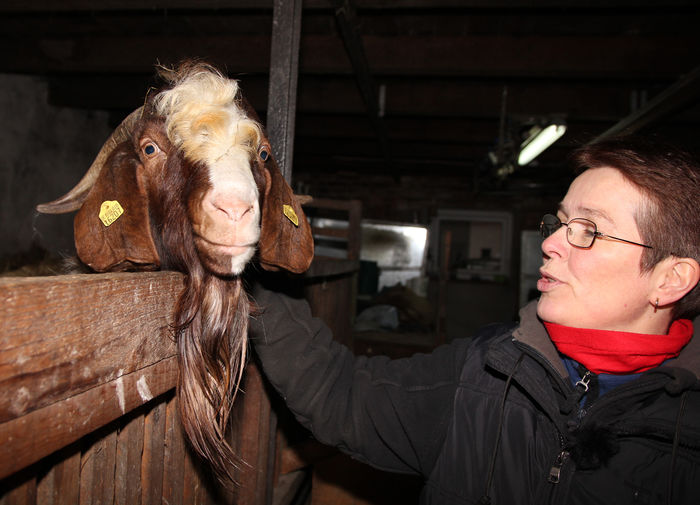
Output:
[37, 62, 314, 486]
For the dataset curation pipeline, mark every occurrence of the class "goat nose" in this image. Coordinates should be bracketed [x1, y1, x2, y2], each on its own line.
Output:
[211, 198, 254, 222]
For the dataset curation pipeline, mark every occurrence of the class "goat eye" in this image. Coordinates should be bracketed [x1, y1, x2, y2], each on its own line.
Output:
[259, 145, 270, 161]
[142, 143, 158, 156]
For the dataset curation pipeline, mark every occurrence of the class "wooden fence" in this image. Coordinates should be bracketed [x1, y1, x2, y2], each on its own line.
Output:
[0, 272, 278, 505]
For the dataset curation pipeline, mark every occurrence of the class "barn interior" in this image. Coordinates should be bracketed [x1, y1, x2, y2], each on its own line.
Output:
[1, 1, 700, 504]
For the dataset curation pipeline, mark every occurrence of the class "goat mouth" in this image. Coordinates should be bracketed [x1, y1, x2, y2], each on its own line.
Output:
[194, 235, 256, 256]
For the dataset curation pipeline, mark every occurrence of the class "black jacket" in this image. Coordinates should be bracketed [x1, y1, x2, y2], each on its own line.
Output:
[249, 285, 700, 505]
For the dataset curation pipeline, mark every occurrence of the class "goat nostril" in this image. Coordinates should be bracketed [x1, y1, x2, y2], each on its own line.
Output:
[235, 205, 254, 221]
[211, 199, 254, 222]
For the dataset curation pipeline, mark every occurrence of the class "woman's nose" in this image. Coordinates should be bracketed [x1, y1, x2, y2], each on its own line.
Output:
[541, 224, 568, 257]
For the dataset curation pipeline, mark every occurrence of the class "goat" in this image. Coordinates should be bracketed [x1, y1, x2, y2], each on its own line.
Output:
[36, 62, 314, 486]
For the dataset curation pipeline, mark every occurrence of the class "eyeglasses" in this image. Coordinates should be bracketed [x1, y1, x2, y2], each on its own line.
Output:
[539, 214, 653, 249]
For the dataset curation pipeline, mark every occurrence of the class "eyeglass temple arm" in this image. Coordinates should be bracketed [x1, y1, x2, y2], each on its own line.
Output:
[595, 232, 653, 249]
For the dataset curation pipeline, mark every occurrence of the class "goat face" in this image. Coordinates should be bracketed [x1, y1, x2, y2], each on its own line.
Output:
[37, 63, 313, 277]
[133, 114, 262, 277]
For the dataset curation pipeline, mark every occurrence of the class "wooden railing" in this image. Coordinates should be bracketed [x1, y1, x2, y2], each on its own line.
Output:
[0, 272, 275, 505]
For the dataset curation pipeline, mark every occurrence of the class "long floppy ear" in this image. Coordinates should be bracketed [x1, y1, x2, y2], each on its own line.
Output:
[74, 150, 160, 272]
[257, 156, 314, 273]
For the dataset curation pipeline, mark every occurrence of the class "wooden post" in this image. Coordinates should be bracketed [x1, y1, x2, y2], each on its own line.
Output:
[266, 0, 303, 183]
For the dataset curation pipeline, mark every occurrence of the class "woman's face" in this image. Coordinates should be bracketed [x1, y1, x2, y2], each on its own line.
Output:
[537, 167, 657, 333]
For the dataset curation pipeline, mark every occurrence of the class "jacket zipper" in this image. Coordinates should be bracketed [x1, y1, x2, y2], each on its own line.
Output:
[546, 432, 569, 504]
[548, 448, 570, 484]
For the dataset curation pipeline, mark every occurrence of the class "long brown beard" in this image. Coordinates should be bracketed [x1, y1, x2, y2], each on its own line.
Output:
[173, 270, 249, 486]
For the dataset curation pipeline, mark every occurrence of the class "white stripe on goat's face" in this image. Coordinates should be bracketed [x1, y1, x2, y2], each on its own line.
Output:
[154, 68, 262, 276]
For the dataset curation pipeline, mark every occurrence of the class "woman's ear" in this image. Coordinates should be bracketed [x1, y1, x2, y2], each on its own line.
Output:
[654, 256, 700, 306]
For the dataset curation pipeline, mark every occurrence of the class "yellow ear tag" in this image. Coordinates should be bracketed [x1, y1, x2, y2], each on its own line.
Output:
[283, 204, 299, 227]
[99, 200, 124, 227]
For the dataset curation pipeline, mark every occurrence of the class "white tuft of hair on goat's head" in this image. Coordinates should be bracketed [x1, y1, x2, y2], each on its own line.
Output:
[36, 61, 314, 488]
[153, 64, 263, 165]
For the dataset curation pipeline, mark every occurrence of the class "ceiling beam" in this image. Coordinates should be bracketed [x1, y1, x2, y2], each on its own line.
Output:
[3, 33, 698, 80]
[592, 64, 700, 142]
[332, 0, 393, 171]
[1, 0, 696, 12]
[45, 70, 697, 127]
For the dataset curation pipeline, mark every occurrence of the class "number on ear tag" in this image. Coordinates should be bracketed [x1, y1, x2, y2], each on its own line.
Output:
[283, 204, 299, 227]
[99, 200, 124, 227]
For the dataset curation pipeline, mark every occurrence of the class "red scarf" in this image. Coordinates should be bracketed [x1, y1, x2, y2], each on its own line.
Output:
[544, 319, 694, 375]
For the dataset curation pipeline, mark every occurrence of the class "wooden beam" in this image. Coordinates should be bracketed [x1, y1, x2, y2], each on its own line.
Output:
[2, 33, 698, 80]
[592, 64, 700, 142]
[332, 0, 393, 172]
[0, 272, 182, 424]
[0, 272, 183, 479]
[266, 0, 303, 182]
[0, 356, 178, 480]
[1, 0, 697, 12]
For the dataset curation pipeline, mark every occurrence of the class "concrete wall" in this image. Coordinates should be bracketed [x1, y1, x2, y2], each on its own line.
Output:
[0, 74, 112, 261]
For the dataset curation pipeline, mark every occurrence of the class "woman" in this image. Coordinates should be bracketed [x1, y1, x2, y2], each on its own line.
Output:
[249, 136, 700, 504]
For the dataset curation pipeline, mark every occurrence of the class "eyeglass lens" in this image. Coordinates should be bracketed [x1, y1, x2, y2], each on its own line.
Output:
[540, 214, 597, 248]
[540, 214, 562, 238]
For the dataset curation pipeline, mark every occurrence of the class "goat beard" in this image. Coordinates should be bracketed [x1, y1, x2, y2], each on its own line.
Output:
[174, 269, 249, 487]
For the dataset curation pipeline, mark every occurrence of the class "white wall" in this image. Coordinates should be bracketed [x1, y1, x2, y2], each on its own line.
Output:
[0, 74, 112, 259]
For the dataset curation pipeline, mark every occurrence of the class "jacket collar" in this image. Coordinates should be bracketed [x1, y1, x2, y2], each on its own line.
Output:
[511, 299, 700, 381]
[511, 300, 569, 380]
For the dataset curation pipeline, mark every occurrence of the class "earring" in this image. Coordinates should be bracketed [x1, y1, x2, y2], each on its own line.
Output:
[654, 298, 659, 313]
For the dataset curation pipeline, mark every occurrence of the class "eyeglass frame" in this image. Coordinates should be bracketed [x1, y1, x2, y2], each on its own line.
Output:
[539, 213, 653, 250]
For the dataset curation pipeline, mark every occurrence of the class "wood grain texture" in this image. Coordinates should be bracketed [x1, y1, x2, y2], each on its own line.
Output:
[35, 449, 81, 505]
[0, 355, 178, 480]
[141, 400, 166, 505]
[0, 272, 183, 480]
[162, 393, 186, 505]
[0, 272, 183, 424]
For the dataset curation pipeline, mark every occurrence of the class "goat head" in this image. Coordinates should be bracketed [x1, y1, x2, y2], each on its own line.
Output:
[37, 64, 313, 277]
[36, 62, 314, 487]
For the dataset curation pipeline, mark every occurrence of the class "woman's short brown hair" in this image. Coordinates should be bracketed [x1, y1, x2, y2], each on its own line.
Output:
[570, 135, 700, 320]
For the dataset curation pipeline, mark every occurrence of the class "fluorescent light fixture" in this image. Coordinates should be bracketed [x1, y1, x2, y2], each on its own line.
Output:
[517, 123, 567, 165]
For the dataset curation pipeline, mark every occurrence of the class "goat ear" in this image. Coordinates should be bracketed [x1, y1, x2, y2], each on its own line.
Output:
[258, 161, 314, 273]
[73, 152, 160, 272]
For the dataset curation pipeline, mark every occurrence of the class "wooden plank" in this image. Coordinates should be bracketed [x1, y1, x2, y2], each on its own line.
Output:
[80, 430, 117, 505]
[162, 393, 185, 505]
[141, 400, 167, 505]
[114, 412, 145, 505]
[0, 356, 178, 480]
[0, 478, 36, 505]
[182, 446, 202, 505]
[230, 363, 273, 505]
[36, 450, 81, 505]
[0, 272, 182, 424]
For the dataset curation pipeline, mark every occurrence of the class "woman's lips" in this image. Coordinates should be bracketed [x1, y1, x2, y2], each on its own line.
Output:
[537, 270, 561, 292]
